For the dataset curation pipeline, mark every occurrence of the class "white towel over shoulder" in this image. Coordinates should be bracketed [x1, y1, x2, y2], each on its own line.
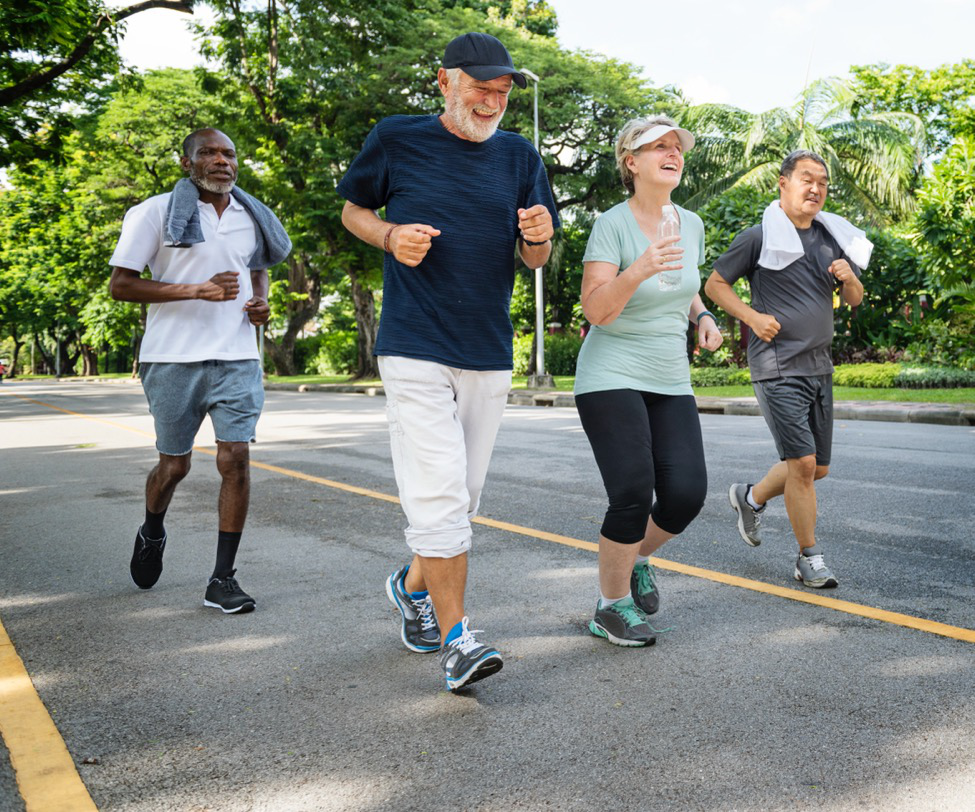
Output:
[758, 200, 873, 270]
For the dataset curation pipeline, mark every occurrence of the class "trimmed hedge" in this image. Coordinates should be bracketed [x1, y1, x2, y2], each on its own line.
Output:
[832, 363, 899, 388]
[895, 365, 975, 389]
[690, 367, 752, 387]
[513, 333, 583, 376]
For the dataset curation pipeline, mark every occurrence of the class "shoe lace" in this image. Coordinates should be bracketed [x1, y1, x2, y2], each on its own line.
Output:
[635, 563, 657, 595]
[137, 535, 164, 560]
[414, 595, 437, 632]
[805, 554, 828, 574]
[450, 617, 484, 655]
[611, 600, 674, 635]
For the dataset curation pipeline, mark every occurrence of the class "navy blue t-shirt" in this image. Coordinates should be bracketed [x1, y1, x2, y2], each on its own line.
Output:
[337, 115, 559, 370]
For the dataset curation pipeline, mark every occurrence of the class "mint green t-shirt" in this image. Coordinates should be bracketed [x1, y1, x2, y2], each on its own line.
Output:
[574, 200, 704, 396]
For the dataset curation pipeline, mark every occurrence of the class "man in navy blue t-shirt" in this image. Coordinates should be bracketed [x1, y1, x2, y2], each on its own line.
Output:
[338, 32, 559, 692]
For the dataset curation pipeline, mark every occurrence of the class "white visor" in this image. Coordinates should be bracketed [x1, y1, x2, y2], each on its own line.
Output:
[631, 124, 695, 152]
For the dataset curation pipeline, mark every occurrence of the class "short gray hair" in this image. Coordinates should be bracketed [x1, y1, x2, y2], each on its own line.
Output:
[615, 115, 679, 194]
[780, 149, 829, 180]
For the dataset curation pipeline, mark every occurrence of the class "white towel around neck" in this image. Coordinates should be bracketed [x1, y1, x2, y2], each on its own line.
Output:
[759, 200, 873, 270]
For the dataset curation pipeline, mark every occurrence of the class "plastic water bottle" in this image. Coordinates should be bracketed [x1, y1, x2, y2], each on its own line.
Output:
[657, 204, 682, 291]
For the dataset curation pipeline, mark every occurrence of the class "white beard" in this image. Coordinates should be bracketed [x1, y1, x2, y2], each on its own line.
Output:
[444, 90, 503, 142]
[190, 167, 236, 194]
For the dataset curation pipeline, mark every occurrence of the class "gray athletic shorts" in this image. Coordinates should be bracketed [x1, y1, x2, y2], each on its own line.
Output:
[752, 374, 833, 466]
[140, 360, 264, 456]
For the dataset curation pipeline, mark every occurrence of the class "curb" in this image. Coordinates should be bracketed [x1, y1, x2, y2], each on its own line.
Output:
[265, 382, 975, 427]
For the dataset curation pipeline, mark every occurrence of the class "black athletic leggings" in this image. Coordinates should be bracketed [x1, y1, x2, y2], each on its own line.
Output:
[576, 389, 707, 543]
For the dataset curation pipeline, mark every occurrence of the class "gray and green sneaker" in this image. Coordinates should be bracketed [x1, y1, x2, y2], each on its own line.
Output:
[729, 483, 764, 546]
[588, 597, 656, 647]
[795, 551, 838, 589]
[630, 560, 660, 615]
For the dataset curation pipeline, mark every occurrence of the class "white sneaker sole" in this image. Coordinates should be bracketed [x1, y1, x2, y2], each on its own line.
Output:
[588, 621, 655, 647]
[793, 569, 838, 589]
[203, 599, 255, 614]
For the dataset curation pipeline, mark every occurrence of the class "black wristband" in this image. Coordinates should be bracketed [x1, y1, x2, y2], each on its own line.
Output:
[521, 237, 549, 247]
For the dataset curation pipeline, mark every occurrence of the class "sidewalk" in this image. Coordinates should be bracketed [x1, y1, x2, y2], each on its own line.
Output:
[263, 381, 975, 427]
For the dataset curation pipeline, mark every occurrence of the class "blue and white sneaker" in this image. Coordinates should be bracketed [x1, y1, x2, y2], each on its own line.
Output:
[385, 565, 440, 652]
[438, 617, 503, 691]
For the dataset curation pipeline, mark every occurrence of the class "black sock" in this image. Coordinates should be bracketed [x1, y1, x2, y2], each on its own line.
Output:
[212, 531, 242, 580]
[142, 507, 167, 540]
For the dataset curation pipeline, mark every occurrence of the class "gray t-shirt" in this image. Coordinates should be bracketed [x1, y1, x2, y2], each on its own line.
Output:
[713, 221, 861, 381]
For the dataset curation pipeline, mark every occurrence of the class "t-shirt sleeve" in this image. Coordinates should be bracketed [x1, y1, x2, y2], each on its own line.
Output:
[713, 228, 760, 283]
[582, 211, 622, 266]
[109, 200, 163, 272]
[336, 124, 390, 210]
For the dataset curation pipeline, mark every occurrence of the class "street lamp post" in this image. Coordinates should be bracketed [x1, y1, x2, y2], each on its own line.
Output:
[520, 67, 553, 389]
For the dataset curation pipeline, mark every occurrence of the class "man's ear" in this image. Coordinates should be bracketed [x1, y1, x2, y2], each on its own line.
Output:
[437, 67, 450, 97]
[180, 155, 191, 173]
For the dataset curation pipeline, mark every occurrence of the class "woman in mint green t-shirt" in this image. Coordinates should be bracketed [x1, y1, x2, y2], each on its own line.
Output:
[576, 115, 723, 647]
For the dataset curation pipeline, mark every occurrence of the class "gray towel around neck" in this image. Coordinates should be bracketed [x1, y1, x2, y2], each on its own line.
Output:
[164, 177, 292, 270]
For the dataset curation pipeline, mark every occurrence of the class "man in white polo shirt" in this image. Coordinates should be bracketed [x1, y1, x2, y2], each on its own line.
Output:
[109, 128, 289, 613]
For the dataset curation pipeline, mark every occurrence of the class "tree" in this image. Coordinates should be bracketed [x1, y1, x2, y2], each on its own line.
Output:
[915, 135, 975, 310]
[677, 77, 925, 226]
[0, 0, 195, 165]
[850, 60, 975, 158]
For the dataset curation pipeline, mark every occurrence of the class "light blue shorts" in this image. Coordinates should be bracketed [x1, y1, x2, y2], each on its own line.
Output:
[140, 360, 264, 456]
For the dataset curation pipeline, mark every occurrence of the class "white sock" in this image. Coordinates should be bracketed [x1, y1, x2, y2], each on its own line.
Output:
[634, 555, 650, 566]
[746, 486, 764, 511]
[598, 592, 628, 610]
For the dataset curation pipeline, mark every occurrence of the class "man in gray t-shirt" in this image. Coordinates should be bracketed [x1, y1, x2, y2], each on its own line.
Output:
[704, 150, 864, 590]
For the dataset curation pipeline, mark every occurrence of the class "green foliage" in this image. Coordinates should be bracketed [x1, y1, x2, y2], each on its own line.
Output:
[832, 362, 899, 388]
[512, 332, 581, 375]
[895, 365, 975, 389]
[690, 367, 751, 387]
[850, 61, 975, 157]
[678, 78, 925, 226]
[902, 313, 975, 371]
[312, 330, 358, 375]
[915, 135, 975, 310]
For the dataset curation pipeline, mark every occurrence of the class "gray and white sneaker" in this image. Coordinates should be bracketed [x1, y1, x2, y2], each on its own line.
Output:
[385, 566, 440, 652]
[729, 483, 764, 546]
[439, 617, 503, 692]
[588, 597, 656, 647]
[795, 551, 838, 589]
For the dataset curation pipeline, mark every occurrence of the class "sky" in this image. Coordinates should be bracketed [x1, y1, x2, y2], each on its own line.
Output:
[117, 0, 975, 113]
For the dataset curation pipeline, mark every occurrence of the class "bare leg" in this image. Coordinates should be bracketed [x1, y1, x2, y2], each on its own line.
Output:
[637, 517, 675, 558]
[598, 536, 642, 600]
[145, 453, 192, 514]
[751, 461, 788, 505]
[782, 455, 821, 551]
[216, 441, 250, 532]
[411, 554, 468, 638]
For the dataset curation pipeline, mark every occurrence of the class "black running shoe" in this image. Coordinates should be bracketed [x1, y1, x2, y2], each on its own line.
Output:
[130, 527, 166, 589]
[439, 617, 503, 692]
[204, 570, 256, 614]
[385, 565, 440, 652]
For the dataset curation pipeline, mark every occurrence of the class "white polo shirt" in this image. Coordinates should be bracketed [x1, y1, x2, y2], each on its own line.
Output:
[110, 192, 260, 363]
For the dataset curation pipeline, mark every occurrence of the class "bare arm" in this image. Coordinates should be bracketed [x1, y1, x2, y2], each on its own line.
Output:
[243, 268, 270, 326]
[109, 266, 240, 303]
[340, 200, 440, 268]
[829, 260, 864, 307]
[581, 236, 682, 325]
[704, 270, 781, 343]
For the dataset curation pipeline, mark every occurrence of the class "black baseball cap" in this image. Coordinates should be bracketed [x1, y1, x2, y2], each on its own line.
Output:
[442, 32, 527, 89]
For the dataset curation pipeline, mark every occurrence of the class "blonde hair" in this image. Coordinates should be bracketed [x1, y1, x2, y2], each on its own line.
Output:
[615, 115, 680, 194]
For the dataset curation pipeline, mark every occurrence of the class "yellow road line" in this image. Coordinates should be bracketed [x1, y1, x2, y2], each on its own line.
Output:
[0, 618, 97, 811]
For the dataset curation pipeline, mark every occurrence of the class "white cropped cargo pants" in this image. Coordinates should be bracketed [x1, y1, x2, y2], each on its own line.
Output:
[378, 355, 512, 559]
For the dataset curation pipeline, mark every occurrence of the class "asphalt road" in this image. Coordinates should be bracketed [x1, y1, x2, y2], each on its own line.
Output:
[1, 380, 974, 812]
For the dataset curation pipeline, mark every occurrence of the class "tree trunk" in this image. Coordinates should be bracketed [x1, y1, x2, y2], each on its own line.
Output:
[33, 334, 53, 374]
[348, 268, 378, 380]
[265, 330, 298, 376]
[80, 345, 99, 376]
[265, 253, 321, 376]
[7, 330, 23, 379]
